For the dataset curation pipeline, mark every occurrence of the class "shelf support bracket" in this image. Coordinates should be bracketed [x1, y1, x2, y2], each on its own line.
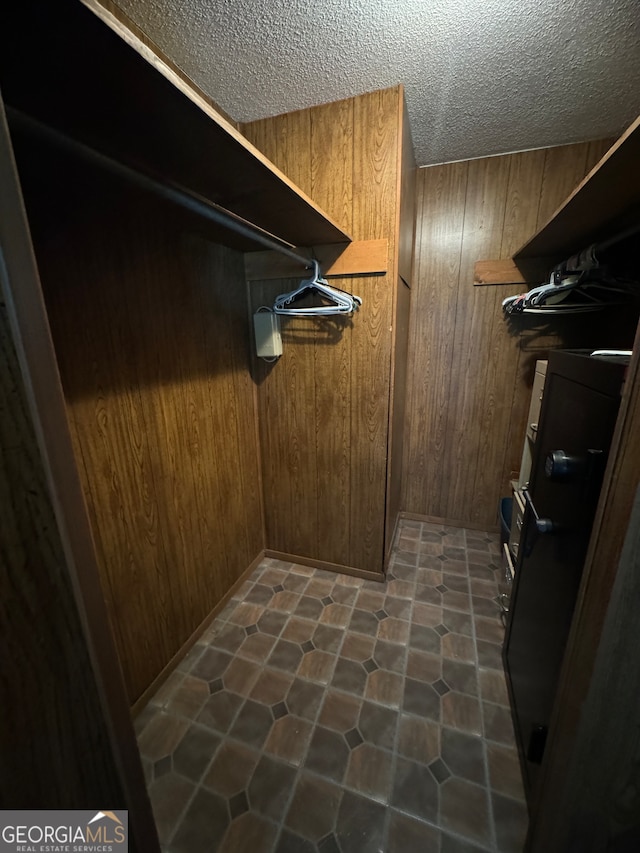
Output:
[245, 239, 388, 281]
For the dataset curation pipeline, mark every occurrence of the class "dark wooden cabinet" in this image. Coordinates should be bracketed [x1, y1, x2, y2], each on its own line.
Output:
[504, 350, 627, 799]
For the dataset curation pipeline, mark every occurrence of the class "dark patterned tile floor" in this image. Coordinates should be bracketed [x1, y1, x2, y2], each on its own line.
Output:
[136, 520, 528, 852]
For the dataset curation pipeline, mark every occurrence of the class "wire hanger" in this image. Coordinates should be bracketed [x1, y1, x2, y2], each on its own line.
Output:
[273, 260, 362, 317]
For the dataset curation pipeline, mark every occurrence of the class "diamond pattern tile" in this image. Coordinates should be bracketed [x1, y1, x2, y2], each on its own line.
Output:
[136, 520, 525, 851]
[229, 790, 249, 818]
[429, 757, 452, 784]
[272, 701, 288, 720]
[344, 727, 364, 749]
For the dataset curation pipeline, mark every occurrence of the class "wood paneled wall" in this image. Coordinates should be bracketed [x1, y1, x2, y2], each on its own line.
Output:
[1, 101, 158, 843]
[402, 138, 638, 530]
[14, 138, 263, 704]
[386, 102, 416, 554]
[242, 88, 405, 574]
[0, 295, 133, 810]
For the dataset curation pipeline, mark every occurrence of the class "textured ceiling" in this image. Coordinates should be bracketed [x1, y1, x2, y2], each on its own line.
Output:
[113, 0, 640, 166]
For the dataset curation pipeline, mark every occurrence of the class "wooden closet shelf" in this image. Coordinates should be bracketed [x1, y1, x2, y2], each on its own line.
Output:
[515, 114, 640, 263]
[474, 114, 640, 285]
[0, 0, 350, 254]
[245, 239, 389, 280]
[473, 257, 550, 287]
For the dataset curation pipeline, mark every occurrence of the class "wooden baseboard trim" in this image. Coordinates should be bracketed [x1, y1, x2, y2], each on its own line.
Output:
[131, 550, 265, 716]
[265, 550, 384, 583]
[400, 511, 500, 534]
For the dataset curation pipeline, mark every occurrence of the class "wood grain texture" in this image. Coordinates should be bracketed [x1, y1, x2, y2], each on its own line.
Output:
[402, 160, 468, 518]
[251, 280, 319, 557]
[444, 155, 511, 523]
[15, 140, 263, 704]
[385, 95, 415, 557]
[397, 97, 417, 288]
[311, 99, 354, 565]
[132, 549, 265, 717]
[473, 137, 616, 284]
[244, 238, 388, 280]
[0, 99, 157, 846]
[402, 139, 630, 529]
[533, 143, 590, 233]
[247, 108, 321, 559]
[0, 0, 349, 250]
[350, 89, 398, 570]
[518, 131, 630, 260]
[473, 258, 548, 286]
[386, 275, 411, 559]
[244, 88, 403, 573]
[0, 300, 129, 809]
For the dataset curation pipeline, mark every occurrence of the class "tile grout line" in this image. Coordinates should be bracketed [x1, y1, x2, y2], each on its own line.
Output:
[274, 564, 359, 850]
[467, 528, 500, 853]
[162, 558, 306, 850]
[162, 580, 270, 850]
[142, 522, 524, 853]
[383, 518, 421, 851]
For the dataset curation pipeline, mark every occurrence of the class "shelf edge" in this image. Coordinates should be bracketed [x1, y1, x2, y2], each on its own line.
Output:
[81, 0, 352, 245]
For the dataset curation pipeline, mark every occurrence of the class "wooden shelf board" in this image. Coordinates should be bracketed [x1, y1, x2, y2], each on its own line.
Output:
[473, 257, 550, 286]
[245, 239, 388, 280]
[514, 115, 640, 262]
[0, 0, 350, 252]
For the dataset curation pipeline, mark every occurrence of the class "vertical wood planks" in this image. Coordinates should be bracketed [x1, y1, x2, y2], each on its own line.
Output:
[25, 155, 263, 703]
[246, 109, 320, 558]
[385, 96, 415, 555]
[443, 155, 510, 522]
[536, 143, 589, 230]
[501, 150, 547, 258]
[473, 151, 549, 518]
[210, 243, 264, 577]
[0, 98, 153, 833]
[350, 88, 398, 570]
[403, 139, 622, 530]
[244, 88, 403, 573]
[310, 99, 353, 564]
[0, 298, 131, 809]
[402, 161, 468, 517]
[44, 218, 172, 697]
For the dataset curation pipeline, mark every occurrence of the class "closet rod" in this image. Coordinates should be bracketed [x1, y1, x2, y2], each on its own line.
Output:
[7, 108, 313, 267]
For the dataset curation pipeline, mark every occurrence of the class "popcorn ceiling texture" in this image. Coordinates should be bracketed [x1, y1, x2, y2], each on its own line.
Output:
[114, 0, 640, 166]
